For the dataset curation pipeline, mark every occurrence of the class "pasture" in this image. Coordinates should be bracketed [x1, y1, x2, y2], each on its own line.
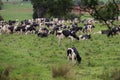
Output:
[0, 1, 33, 21]
[0, 1, 120, 80]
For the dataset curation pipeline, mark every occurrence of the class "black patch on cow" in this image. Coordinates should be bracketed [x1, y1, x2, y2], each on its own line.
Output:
[72, 47, 81, 64]
[67, 47, 82, 64]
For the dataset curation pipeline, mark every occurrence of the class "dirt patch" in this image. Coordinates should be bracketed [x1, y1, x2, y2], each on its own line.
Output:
[14, 8, 33, 12]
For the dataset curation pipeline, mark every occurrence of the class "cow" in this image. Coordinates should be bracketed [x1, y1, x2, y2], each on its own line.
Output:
[37, 28, 49, 37]
[56, 30, 79, 45]
[79, 34, 91, 40]
[67, 47, 81, 64]
[60, 30, 79, 40]
[107, 26, 120, 37]
[94, 26, 120, 37]
[25, 25, 36, 34]
[15, 26, 26, 33]
[83, 24, 95, 33]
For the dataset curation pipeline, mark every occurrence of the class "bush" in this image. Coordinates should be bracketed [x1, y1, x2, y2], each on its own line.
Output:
[0, 0, 3, 10]
[33, 10, 38, 19]
[0, 66, 12, 80]
[52, 64, 76, 80]
[111, 68, 120, 80]
[52, 64, 70, 78]
[0, 15, 4, 21]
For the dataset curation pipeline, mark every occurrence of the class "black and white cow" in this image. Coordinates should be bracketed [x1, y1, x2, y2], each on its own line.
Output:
[15, 26, 26, 33]
[37, 28, 49, 37]
[94, 26, 120, 37]
[56, 29, 79, 45]
[83, 24, 95, 33]
[107, 26, 120, 37]
[67, 47, 81, 64]
[57, 30, 79, 40]
[79, 34, 91, 40]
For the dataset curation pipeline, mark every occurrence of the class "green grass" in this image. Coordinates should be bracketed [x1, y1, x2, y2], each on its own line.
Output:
[0, 2, 33, 21]
[0, 31, 120, 80]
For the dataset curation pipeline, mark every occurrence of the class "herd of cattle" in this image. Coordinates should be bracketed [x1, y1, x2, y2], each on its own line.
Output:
[0, 18, 120, 47]
[0, 18, 119, 39]
[0, 18, 120, 64]
[0, 18, 93, 40]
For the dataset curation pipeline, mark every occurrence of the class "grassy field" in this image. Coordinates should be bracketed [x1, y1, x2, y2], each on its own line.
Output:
[0, 1, 120, 80]
[0, 1, 33, 21]
[0, 29, 120, 80]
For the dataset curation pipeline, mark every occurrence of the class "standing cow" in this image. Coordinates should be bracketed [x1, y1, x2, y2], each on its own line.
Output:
[67, 47, 81, 64]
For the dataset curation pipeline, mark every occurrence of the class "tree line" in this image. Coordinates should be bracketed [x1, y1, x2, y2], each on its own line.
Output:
[31, 0, 73, 19]
[0, 0, 119, 29]
[0, 0, 3, 21]
[0, 0, 3, 10]
[31, 0, 119, 28]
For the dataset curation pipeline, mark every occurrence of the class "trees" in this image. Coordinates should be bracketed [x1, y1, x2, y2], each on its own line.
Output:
[0, 0, 3, 20]
[81, 0, 119, 29]
[31, 0, 48, 18]
[0, 0, 3, 10]
[31, 0, 73, 19]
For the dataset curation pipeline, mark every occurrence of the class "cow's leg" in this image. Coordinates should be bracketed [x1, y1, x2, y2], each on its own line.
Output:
[57, 34, 64, 46]
[72, 54, 76, 64]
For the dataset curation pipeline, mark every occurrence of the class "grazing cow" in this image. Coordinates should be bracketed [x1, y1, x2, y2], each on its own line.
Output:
[101, 30, 110, 35]
[8, 26, 14, 34]
[37, 28, 49, 37]
[70, 26, 82, 32]
[57, 30, 79, 44]
[62, 30, 79, 40]
[79, 34, 91, 40]
[107, 26, 120, 37]
[94, 26, 120, 37]
[67, 47, 81, 64]
[15, 26, 26, 33]
[56, 30, 79, 45]
[83, 24, 95, 33]
[25, 25, 36, 34]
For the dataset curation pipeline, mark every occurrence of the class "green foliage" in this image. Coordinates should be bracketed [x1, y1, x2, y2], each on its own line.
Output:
[31, 0, 48, 18]
[82, 0, 119, 28]
[0, 15, 4, 20]
[0, 0, 3, 10]
[31, 0, 73, 18]
[95, 1, 119, 20]
[83, 0, 98, 8]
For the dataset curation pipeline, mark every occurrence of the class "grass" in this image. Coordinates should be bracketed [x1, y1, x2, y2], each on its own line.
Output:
[0, 1, 120, 80]
[0, 2, 33, 21]
[0, 32, 120, 80]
